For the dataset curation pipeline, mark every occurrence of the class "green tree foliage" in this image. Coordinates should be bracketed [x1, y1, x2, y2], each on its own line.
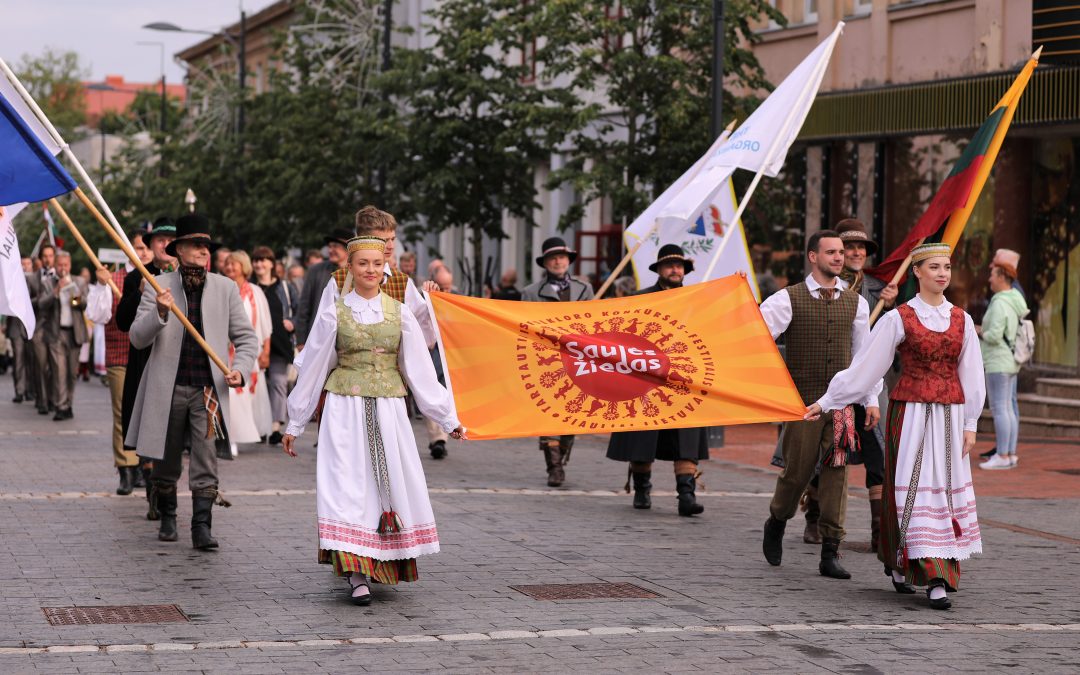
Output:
[15, 48, 88, 140]
[537, 0, 785, 230]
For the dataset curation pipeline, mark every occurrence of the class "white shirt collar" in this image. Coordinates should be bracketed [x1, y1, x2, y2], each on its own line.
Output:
[804, 274, 849, 293]
[908, 294, 953, 319]
[344, 291, 383, 311]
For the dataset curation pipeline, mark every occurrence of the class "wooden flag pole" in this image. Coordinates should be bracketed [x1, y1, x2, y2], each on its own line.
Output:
[46, 199, 120, 297]
[72, 187, 231, 375]
[595, 120, 739, 300]
[869, 237, 923, 324]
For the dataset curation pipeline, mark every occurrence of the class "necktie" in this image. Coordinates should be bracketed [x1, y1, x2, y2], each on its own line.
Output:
[819, 287, 835, 301]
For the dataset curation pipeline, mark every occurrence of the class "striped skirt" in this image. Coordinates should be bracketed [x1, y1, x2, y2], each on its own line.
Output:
[879, 400, 982, 591]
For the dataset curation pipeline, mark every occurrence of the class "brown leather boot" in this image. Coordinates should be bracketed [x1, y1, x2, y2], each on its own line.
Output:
[802, 487, 821, 544]
[543, 442, 564, 487]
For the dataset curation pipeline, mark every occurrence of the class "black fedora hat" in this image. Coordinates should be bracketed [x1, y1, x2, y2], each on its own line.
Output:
[144, 216, 176, 244]
[535, 236, 577, 267]
[649, 243, 695, 274]
[165, 213, 224, 258]
[324, 228, 353, 247]
[835, 218, 878, 256]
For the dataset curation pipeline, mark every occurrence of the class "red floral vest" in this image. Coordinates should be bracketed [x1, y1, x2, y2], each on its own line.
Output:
[890, 304, 966, 404]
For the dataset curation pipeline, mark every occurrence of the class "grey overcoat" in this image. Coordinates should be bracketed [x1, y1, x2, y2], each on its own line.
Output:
[124, 271, 259, 459]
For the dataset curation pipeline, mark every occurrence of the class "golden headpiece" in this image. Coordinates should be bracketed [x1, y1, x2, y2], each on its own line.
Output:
[910, 242, 951, 264]
[347, 236, 386, 255]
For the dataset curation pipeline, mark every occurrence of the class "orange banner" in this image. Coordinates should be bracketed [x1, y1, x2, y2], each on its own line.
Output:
[429, 275, 805, 440]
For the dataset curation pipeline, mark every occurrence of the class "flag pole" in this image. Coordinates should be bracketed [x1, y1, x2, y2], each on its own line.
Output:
[47, 199, 121, 297]
[595, 120, 739, 300]
[701, 26, 841, 282]
[0, 57, 132, 250]
[869, 238, 922, 324]
[72, 187, 232, 375]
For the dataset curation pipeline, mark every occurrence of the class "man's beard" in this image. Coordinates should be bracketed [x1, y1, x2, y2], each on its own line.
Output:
[816, 262, 839, 279]
[658, 275, 683, 289]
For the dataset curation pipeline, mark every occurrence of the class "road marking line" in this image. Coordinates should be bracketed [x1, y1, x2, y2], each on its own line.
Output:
[4, 622, 1077, 656]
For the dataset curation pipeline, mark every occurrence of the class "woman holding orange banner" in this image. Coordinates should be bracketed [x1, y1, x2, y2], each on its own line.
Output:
[282, 236, 466, 607]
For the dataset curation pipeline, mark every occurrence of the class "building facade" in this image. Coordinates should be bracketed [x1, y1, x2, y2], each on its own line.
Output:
[755, 0, 1080, 378]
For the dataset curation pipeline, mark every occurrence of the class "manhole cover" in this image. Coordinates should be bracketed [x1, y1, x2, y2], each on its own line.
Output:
[42, 605, 188, 626]
[510, 582, 661, 601]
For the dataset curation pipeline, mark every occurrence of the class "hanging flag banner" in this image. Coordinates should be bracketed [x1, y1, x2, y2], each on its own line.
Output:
[625, 179, 759, 300]
[0, 206, 35, 337]
[430, 276, 805, 440]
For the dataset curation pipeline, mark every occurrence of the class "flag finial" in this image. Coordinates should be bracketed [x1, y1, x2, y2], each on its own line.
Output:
[1032, 45, 1043, 60]
[184, 188, 196, 213]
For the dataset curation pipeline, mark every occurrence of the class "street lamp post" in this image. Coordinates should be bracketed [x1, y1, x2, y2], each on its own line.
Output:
[711, 0, 725, 140]
[136, 41, 168, 133]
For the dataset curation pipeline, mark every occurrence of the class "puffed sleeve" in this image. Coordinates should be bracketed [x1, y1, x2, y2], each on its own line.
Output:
[285, 301, 338, 438]
[817, 309, 905, 412]
[85, 283, 114, 325]
[959, 312, 987, 432]
[398, 305, 460, 433]
[758, 287, 792, 340]
[404, 277, 437, 349]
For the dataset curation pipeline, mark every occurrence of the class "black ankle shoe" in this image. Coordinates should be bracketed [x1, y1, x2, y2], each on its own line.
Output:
[675, 474, 704, 516]
[763, 516, 786, 566]
[429, 440, 447, 460]
[818, 538, 851, 579]
[268, 431, 283, 446]
[12, 395, 23, 404]
[116, 467, 134, 496]
[927, 583, 952, 610]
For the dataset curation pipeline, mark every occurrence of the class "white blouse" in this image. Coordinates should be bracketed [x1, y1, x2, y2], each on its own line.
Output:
[816, 295, 986, 432]
[285, 290, 460, 438]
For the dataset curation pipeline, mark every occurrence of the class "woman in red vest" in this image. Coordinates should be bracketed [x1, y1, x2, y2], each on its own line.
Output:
[806, 243, 986, 610]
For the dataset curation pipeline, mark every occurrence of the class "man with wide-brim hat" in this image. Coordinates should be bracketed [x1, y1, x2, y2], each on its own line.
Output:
[522, 236, 594, 487]
[295, 227, 352, 346]
[116, 216, 177, 512]
[606, 244, 708, 517]
[126, 213, 259, 551]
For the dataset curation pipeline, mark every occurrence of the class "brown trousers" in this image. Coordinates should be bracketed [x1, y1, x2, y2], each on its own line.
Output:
[769, 416, 848, 540]
[106, 366, 138, 467]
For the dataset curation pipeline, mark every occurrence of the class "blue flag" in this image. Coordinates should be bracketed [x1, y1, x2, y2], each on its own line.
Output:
[0, 91, 76, 207]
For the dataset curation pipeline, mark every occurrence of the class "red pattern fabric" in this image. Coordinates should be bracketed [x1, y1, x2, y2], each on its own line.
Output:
[318, 518, 439, 552]
[104, 268, 129, 367]
[890, 304, 965, 404]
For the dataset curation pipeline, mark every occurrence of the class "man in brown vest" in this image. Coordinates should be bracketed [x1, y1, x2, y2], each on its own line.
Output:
[758, 230, 881, 579]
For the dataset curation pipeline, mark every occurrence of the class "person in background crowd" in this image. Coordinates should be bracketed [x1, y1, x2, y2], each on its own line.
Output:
[117, 217, 176, 514]
[6, 256, 35, 404]
[613, 276, 636, 298]
[606, 245, 708, 517]
[213, 247, 232, 275]
[990, 249, 1025, 298]
[31, 243, 58, 416]
[221, 250, 273, 455]
[978, 260, 1028, 470]
[287, 263, 306, 294]
[46, 250, 88, 421]
[295, 229, 351, 347]
[398, 250, 418, 283]
[521, 237, 594, 487]
[127, 214, 257, 550]
[427, 258, 445, 281]
[252, 245, 299, 445]
[305, 249, 324, 268]
[490, 269, 522, 301]
[808, 242, 986, 610]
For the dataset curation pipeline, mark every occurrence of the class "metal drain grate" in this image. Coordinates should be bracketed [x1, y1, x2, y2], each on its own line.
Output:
[511, 582, 661, 601]
[42, 605, 189, 626]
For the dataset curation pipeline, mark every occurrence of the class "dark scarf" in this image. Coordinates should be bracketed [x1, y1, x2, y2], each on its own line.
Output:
[180, 265, 207, 292]
[839, 267, 863, 294]
[545, 272, 570, 294]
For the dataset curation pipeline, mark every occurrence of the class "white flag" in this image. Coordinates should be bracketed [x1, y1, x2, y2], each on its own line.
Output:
[0, 206, 35, 337]
[657, 22, 843, 223]
[626, 178, 759, 301]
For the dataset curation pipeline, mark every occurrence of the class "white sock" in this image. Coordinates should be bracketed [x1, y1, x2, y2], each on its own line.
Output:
[349, 573, 370, 596]
[929, 586, 947, 600]
[892, 571, 906, 583]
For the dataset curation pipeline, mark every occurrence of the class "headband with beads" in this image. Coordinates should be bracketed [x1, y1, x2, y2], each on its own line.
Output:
[347, 236, 386, 255]
[910, 242, 951, 264]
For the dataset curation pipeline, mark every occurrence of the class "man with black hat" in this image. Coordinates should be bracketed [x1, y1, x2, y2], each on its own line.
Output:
[606, 244, 708, 516]
[522, 237, 594, 487]
[126, 214, 258, 550]
[294, 227, 350, 347]
[117, 217, 176, 508]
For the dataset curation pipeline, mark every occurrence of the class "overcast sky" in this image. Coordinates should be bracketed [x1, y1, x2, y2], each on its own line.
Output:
[2, 0, 262, 85]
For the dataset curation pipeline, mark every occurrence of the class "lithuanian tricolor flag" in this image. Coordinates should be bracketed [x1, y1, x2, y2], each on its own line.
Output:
[869, 49, 1040, 285]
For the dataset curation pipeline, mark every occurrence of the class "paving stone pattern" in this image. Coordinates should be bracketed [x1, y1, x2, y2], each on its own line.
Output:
[1, 379, 1078, 673]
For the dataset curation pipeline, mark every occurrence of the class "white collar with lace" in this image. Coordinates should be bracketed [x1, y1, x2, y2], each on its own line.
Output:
[344, 291, 383, 314]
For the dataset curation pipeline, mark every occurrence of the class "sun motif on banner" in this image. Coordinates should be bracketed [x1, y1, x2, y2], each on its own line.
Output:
[517, 312, 713, 430]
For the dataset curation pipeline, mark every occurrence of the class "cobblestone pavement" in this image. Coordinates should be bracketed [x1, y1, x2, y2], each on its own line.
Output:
[1, 378, 1078, 673]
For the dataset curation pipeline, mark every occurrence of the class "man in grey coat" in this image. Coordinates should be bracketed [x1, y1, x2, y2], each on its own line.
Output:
[126, 214, 258, 550]
[521, 236, 594, 487]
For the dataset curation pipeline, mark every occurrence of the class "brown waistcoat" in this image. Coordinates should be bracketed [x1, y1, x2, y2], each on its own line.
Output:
[783, 282, 859, 405]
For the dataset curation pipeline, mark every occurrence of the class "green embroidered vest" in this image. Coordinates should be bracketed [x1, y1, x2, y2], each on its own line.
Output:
[324, 292, 407, 398]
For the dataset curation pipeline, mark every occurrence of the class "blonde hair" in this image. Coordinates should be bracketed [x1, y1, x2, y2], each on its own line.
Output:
[354, 205, 398, 235]
[227, 250, 253, 278]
